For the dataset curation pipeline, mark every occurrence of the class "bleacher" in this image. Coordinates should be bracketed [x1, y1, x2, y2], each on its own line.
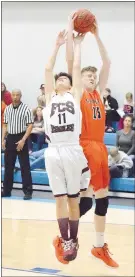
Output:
[1, 133, 135, 199]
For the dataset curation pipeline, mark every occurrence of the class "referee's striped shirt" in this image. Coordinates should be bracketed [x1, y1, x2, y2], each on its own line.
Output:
[4, 102, 34, 134]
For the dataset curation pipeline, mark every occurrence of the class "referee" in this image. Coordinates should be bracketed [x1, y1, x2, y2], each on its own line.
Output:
[2, 89, 33, 200]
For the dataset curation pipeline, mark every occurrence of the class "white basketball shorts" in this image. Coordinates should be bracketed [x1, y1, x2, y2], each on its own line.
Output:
[44, 143, 90, 197]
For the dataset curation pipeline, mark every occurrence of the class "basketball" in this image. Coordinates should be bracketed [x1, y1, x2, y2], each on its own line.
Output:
[74, 9, 96, 33]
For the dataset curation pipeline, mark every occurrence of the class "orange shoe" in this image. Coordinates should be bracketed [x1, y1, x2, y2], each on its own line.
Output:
[91, 243, 119, 268]
[53, 236, 69, 264]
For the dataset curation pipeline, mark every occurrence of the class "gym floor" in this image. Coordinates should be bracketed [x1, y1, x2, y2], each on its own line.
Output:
[2, 190, 134, 277]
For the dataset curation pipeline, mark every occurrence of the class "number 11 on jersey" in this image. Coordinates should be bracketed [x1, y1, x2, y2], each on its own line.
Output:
[58, 113, 66, 124]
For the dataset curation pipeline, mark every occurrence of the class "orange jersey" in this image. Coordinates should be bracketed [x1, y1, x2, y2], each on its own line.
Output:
[80, 90, 105, 142]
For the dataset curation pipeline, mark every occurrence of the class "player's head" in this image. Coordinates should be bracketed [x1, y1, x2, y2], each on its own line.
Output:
[123, 114, 133, 129]
[103, 88, 111, 98]
[55, 72, 72, 92]
[81, 66, 97, 91]
[12, 89, 22, 105]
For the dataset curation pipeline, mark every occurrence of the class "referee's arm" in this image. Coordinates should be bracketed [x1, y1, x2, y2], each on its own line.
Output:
[22, 123, 33, 142]
[15, 123, 33, 152]
[16, 108, 33, 151]
[22, 108, 34, 142]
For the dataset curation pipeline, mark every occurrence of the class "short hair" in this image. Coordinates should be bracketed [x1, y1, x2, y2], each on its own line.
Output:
[109, 147, 119, 157]
[126, 92, 133, 99]
[12, 88, 22, 95]
[55, 72, 72, 86]
[81, 66, 97, 74]
[123, 114, 133, 123]
[106, 88, 111, 94]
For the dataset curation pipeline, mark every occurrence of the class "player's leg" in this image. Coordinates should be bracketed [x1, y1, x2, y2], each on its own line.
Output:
[94, 187, 108, 248]
[45, 147, 69, 264]
[79, 141, 101, 217]
[68, 196, 79, 240]
[61, 146, 80, 261]
[56, 195, 69, 241]
[93, 146, 110, 248]
[79, 186, 93, 217]
[91, 188, 118, 268]
[62, 145, 90, 261]
[66, 195, 80, 261]
[91, 148, 119, 268]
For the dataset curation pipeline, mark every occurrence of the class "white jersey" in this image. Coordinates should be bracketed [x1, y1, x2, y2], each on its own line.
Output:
[43, 92, 81, 144]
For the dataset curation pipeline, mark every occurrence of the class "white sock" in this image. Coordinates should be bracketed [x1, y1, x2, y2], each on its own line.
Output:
[95, 232, 104, 248]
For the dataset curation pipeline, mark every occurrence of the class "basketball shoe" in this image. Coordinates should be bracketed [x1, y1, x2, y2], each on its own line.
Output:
[91, 243, 119, 267]
[53, 236, 69, 264]
[63, 238, 79, 261]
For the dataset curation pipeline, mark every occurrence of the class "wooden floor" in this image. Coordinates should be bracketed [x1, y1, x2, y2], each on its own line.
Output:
[2, 197, 134, 277]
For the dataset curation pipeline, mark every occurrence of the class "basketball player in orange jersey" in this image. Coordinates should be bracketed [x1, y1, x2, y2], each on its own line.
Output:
[66, 14, 119, 268]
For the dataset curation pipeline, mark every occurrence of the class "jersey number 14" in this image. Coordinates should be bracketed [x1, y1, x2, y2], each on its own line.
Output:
[92, 106, 101, 119]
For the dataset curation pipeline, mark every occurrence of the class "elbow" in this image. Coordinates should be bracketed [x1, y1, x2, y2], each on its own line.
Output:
[104, 59, 111, 68]
[103, 57, 111, 69]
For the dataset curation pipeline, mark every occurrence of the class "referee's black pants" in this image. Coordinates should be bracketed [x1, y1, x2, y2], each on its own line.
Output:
[3, 132, 33, 195]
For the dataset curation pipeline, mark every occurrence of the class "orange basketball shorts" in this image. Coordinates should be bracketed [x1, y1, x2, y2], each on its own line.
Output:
[80, 140, 110, 192]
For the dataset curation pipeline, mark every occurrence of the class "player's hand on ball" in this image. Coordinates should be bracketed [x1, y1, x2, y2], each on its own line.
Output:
[56, 30, 67, 47]
[68, 12, 77, 30]
[73, 33, 86, 44]
[91, 19, 99, 36]
[16, 139, 25, 151]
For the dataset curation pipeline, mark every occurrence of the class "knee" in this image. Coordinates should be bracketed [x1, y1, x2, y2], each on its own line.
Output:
[79, 197, 93, 217]
[95, 197, 109, 216]
[110, 165, 123, 178]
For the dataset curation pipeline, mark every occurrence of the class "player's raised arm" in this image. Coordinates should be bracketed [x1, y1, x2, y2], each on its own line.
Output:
[72, 33, 85, 105]
[66, 13, 77, 75]
[91, 20, 111, 95]
[45, 30, 67, 105]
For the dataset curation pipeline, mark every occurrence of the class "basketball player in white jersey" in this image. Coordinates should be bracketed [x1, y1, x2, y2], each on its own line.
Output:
[43, 29, 90, 264]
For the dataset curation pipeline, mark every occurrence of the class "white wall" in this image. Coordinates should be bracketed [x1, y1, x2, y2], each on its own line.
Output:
[2, 2, 134, 108]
